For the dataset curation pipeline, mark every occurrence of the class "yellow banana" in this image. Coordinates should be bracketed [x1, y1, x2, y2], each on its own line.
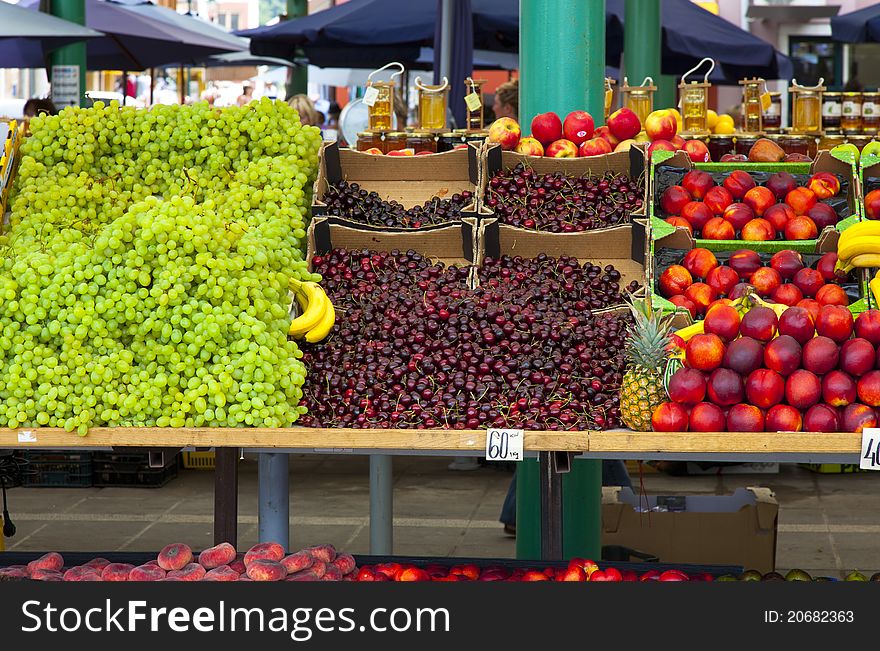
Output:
[838, 221, 880, 244]
[305, 299, 336, 343]
[753, 295, 788, 319]
[871, 270, 880, 307]
[845, 253, 880, 270]
[837, 236, 880, 263]
[674, 321, 704, 342]
[288, 282, 328, 337]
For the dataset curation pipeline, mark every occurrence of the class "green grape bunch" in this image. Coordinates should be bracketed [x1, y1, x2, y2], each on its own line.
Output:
[0, 99, 324, 434]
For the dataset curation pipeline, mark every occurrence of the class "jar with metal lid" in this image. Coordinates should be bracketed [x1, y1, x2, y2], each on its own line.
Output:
[818, 130, 846, 152]
[406, 130, 437, 153]
[862, 92, 880, 133]
[436, 131, 461, 152]
[841, 92, 862, 131]
[822, 92, 842, 130]
[707, 135, 735, 161]
[788, 134, 818, 158]
[356, 131, 384, 152]
[383, 131, 408, 154]
[763, 92, 782, 131]
[735, 134, 760, 157]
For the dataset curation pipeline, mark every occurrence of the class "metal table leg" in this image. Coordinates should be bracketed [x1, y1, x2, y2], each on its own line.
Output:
[539, 451, 564, 560]
[258, 452, 290, 550]
[369, 454, 393, 555]
[213, 448, 239, 547]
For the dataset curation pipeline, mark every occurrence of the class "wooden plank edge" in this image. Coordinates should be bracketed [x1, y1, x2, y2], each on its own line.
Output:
[588, 431, 862, 454]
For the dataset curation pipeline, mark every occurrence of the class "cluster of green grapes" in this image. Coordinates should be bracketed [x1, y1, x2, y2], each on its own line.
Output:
[1, 98, 324, 433]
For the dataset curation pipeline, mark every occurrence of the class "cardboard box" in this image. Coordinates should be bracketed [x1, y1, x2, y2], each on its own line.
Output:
[650, 150, 860, 254]
[601, 486, 778, 574]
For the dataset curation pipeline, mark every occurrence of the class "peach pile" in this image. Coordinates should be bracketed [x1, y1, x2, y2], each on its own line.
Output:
[660, 170, 844, 241]
[653, 307, 880, 433]
[658, 248, 851, 319]
[0, 543, 358, 582]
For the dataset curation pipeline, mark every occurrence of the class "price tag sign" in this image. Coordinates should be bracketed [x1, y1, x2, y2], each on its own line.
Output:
[486, 428, 524, 462]
[17, 430, 36, 443]
[363, 86, 380, 107]
[760, 92, 772, 112]
[860, 428, 880, 470]
[464, 92, 482, 112]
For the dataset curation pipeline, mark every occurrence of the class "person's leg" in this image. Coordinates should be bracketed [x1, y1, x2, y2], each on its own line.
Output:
[499, 473, 517, 534]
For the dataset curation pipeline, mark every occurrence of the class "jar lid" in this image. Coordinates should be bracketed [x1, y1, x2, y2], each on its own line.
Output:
[843, 92, 863, 97]
[452, 128, 469, 135]
[439, 132, 458, 138]
[707, 134, 734, 140]
[863, 92, 880, 97]
[408, 130, 434, 137]
[357, 131, 379, 137]
[824, 91, 841, 97]
[386, 131, 407, 137]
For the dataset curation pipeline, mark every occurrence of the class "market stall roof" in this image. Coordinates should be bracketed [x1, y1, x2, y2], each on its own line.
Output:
[0, 1, 101, 69]
[831, 3, 880, 43]
[16, 0, 246, 70]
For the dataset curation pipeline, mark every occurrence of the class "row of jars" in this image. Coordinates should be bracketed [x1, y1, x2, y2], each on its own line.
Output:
[705, 130, 874, 161]
[821, 92, 880, 133]
[355, 129, 488, 154]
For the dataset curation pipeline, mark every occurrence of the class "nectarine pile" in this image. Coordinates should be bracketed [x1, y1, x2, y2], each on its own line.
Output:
[654, 307, 880, 433]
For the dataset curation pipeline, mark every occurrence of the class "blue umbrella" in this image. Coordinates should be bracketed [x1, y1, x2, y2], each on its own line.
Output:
[831, 4, 880, 42]
[0, 2, 101, 69]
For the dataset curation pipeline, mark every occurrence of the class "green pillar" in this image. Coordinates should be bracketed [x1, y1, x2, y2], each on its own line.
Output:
[49, 0, 87, 108]
[286, 0, 308, 97]
[624, 0, 662, 105]
[516, 0, 605, 561]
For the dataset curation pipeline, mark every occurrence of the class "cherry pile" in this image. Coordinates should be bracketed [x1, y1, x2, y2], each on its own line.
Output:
[323, 181, 474, 228]
[299, 249, 639, 430]
[485, 163, 644, 232]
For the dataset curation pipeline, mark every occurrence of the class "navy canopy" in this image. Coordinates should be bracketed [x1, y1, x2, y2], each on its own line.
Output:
[0, 2, 101, 69]
[831, 3, 880, 43]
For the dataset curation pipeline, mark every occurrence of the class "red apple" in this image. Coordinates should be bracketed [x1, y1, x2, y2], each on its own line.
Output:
[593, 125, 619, 147]
[670, 134, 686, 150]
[647, 139, 676, 157]
[807, 172, 841, 199]
[545, 139, 579, 158]
[607, 107, 642, 141]
[562, 110, 595, 145]
[577, 137, 612, 157]
[530, 112, 562, 146]
[644, 110, 677, 141]
[864, 189, 880, 220]
[487, 117, 521, 151]
[683, 139, 710, 163]
[807, 203, 839, 230]
[514, 136, 544, 157]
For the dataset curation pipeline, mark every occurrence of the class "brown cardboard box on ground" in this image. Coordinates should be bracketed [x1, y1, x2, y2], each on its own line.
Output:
[601, 486, 778, 574]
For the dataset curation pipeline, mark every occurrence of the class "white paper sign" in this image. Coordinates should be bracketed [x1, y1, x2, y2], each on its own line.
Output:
[17, 430, 36, 443]
[363, 86, 380, 107]
[860, 428, 880, 470]
[485, 428, 524, 462]
[51, 65, 80, 109]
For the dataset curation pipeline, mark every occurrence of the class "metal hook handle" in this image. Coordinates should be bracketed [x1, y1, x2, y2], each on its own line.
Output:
[792, 77, 825, 91]
[415, 76, 449, 92]
[367, 61, 405, 85]
[681, 57, 715, 84]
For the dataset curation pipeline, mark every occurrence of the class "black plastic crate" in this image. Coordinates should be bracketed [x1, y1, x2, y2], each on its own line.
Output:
[91, 452, 178, 488]
[21, 450, 93, 488]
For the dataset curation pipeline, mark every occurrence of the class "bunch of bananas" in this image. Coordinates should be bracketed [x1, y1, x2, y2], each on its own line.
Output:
[288, 278, 336, 343]
[834, 221, 880, 275]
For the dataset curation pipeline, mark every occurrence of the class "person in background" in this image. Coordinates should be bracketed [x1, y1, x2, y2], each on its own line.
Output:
[23, 98, 57, 119]
[393, 91, 409, 130]
[492, 79, 519, 121]
[236, 84, 254, 107]
[326, 102, 341, 129]
[287, 94, 322, 127]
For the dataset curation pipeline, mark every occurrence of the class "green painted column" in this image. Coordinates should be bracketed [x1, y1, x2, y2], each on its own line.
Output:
[624, 0, 662, 106]
[516, 0, 605, 561]
[286, 0, 308, 97]
[49, 0, 87, 108]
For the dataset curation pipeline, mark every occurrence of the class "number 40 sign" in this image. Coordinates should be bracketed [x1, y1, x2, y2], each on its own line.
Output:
[861, 428, 880, 470]
[485, 429, 524, 462]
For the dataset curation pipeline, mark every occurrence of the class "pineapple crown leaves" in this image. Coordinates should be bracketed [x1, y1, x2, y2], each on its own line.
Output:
[623, 298, 674, 368]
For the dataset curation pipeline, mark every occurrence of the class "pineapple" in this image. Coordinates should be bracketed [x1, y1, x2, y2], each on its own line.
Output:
[619, 299, 673, 431]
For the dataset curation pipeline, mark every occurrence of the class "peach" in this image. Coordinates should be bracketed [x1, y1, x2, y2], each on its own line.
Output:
[823, 370, 857, 407]
[786, 370, 822, 409]
[707, 368, 744, 406]
[101, 563, 135, 582]
[769, 250, 804, 280]
[702, 217, 736, 240]
[742, 218, 776, 241]
[704, 186, 734, 215]
[681, 201, 715, 231]
[727, 404, 765, 432]
[765, 203, 796, 234]
[746, 369, 785, 408]
[723, 203, 756, 232]
[658, 265, 693, 298]
[793, 268, 825, 298]
[807, 172, 841, 199]
[285, 569, 323, 582]
[703, 305, 741, 341]
[865, 188, 880, 220]
[748, 138, 785, 162]
[521, 570, 551, 582]
[729, 249, 763, 279]
[840, 338, 876, 377]
[203, 566, 240, 582]
[682, 248, 719, 279]
[198, 542, 236, 570]
[244, 542, 286, 567]
[807, 203, 839, 230]
[721, 153, 748, 162]
[660, 185, 692, 215]
[815, 304, 854, 343]
[728, 282, 755, 300]
[684, 282, 718, 315]
[797, 298, 822, 322]
[842, 403, 878, 433]
[578, 137, 612, 157]
[665, 216, 693, 233]
[681, 170, 715, 200]
[397, 567, 432, 582]
[31, 569, 63, 581]
[766, 404, 803, 432]
[310, 559, 328, 578]
[322, 566, 344, 581]
[784, 216, 818, 240]
[764, 335, 803, 376]
[27, 552, 64, 574]
[689, 402, 726, 432]
[706, 298, 734, 316]
[749, 267, 782, 297]
[817, 252, 844, 283]
[607, 107, 641, 141]
[766, 172, 798, 200]
[246, 559, 288, 582]
[706, 266, 740, 296]
[785, 187, 818, 216]
[816, 284, 849, 307]
[129, 565, 166, 582]
[332, 553, 357, 575]
[723, 170, 756, 200]
[84, 558, 111, 571]
[804, 404, 840, 433]
[306, 544, 337, 563]
[666, 368, 706, 406]
[740, 305, 778, 341]
[771, 284, 804, 307]
[229, 554, 246, 574]
[280, 551, 314, 574]
[855, 310, 880, 346]
[167, 563, 207, 581]
[802, 336, 840, 375]
[63, 567, 103, 582]
[743, 186, 776, 217]
[857, 370, 880, 406]
[668, 294, 698, 318]
[776, 306, 814, 344]
[556, 567, 587, 582]
[723, 337, 764, 376]
[157, 543, 193, 571]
